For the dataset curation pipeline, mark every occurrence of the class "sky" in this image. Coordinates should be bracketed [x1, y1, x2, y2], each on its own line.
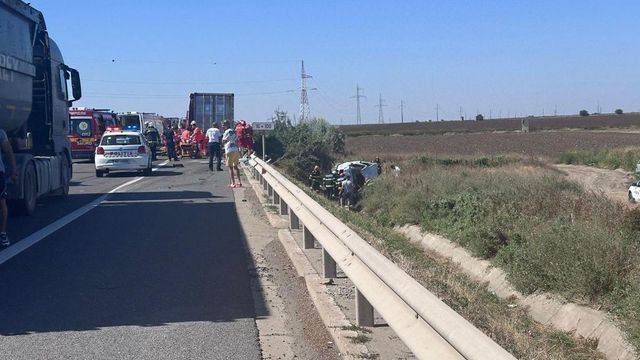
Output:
[33, 0, 640, 124]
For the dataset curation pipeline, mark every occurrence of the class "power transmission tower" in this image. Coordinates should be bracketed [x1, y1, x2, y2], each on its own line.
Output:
[299, 60, 311, 122]
[376, 93, 387, 124]
[351, 84, 365, 124]
[400, 99, 405, 123]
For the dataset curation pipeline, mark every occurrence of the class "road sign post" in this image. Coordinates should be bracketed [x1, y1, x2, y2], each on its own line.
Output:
[252, 122, 275, 161]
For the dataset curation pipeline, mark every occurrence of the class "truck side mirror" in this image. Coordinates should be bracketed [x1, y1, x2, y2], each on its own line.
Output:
[70, 68, 82, 102]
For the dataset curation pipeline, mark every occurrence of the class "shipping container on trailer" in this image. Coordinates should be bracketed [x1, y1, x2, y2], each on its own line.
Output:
[188, 93, 234, 130]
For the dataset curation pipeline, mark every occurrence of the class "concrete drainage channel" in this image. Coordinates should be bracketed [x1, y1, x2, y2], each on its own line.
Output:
[242, 155, 516, 360]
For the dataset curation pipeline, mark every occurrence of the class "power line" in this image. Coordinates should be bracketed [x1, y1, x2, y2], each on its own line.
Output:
[82, 89, 297, 99]
[351, 84, 365, 124]
[83, 78, 297, 85]
[375, 93, 387, 124]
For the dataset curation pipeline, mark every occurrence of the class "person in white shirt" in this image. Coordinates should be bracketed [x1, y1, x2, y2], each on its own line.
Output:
[222, 120, 242, 187]
[206, 123, 223, 171]
[340, 175, 355, 208]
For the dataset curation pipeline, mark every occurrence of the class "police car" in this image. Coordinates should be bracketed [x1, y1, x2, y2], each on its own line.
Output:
[94, 129, 152, 177]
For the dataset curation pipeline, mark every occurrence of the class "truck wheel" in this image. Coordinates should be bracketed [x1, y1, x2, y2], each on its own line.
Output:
[53, 156, 71, 196]
[96, 170, 104, 178]
[15, 162, 37, 216]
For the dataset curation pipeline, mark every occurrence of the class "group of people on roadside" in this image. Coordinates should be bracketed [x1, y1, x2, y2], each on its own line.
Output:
[309, 165, 362, 208]
[148, 119, 251, 188]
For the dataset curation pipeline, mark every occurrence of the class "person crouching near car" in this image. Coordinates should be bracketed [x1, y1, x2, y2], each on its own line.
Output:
[340, 175, 355, 208]
[222, 120, 242, 188]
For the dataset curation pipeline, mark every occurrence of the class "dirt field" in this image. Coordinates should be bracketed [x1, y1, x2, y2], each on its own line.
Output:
[554, 164, 636, 207]
[346, 130, 640, 159]
[340, 113, 640, 137]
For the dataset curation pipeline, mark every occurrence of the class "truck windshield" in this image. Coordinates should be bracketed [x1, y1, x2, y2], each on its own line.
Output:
[69, 117, 93, 137]
[101, 135, 142, 146]
[120, 115, 142, 130]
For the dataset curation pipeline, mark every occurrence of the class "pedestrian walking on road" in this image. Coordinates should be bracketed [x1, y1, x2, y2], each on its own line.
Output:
[222, 120, 242, 188]
[206, 122, 223, 171]
[0, 129, 17, 246]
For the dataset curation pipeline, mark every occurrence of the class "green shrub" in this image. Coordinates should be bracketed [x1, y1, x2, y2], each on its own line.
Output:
[257, 112, 345, 180]
[358, 157, 640, 343]
[559, 147, 640, 171]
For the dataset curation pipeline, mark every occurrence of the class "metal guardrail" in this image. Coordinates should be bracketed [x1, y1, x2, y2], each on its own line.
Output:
[245, 155, 515, 360]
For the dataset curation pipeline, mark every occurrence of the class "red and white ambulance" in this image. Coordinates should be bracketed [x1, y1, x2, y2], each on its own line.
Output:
[68, 108, 119, 161]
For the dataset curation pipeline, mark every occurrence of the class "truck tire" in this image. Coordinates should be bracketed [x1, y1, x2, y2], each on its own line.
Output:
[53, 156, 71, 196]
[14, 162, 37, 216]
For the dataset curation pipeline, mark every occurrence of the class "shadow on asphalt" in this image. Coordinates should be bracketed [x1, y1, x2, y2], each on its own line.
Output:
[0, 190, 267, 335]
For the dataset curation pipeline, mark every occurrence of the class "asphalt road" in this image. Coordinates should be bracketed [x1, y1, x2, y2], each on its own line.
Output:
[0, 158, 263, 359]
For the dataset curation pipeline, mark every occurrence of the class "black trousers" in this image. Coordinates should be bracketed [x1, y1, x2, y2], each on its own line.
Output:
[208, 142, 221, 170]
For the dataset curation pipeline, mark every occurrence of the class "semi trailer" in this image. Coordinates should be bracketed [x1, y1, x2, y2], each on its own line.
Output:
[0, 0, 82, 215]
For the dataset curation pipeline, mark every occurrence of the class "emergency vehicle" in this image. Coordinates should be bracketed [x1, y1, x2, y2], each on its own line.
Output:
[94, 129, 152, 177]
[118, 112, 165, 134]
[68, 108, 118, 161]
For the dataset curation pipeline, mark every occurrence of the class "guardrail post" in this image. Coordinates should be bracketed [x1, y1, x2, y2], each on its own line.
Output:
[259, 173, 264, 185]
[323, 249, 337, 278]
[267, 184, 273, 197]
[289, 211, 300, 230]
[302, 226, 315, 249]
[273, 192, 280, 205]
[263, 178, 268, 191]
[280, 201, 288, 216]
[356, 288, 374, 327]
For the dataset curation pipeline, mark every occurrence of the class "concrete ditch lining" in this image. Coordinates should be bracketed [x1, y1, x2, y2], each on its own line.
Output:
[396, 224, 637, 360]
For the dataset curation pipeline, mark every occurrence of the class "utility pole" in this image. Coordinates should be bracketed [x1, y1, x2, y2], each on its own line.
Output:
[436, 103, 439, 121]
[375, 94, 387, 124]
[554, 104, 557, 116]
[400, 100, 405, 123]
[459, 106, 463, 120]
[351, 84, 365, 124]
[299, 60, 311, 122]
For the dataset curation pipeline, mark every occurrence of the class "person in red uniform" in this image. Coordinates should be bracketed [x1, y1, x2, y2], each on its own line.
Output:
[172, 124, 182, 157]
[191, 121, 206, 156]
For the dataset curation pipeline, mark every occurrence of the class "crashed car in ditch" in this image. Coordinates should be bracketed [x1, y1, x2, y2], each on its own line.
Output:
[335, 160, 381, 182]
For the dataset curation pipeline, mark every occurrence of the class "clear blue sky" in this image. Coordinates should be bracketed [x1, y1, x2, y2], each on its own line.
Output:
[34, 0, 640, 124]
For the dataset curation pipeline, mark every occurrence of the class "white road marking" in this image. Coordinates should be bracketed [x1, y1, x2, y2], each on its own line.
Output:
[0, 161, 169, 265]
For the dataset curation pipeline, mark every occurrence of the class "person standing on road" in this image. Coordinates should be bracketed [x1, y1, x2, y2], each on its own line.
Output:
[163, 125, 178, 161]
[222, 120, 242, 188]
[206, 122, 222, 171]
[0, 130, 17, 246]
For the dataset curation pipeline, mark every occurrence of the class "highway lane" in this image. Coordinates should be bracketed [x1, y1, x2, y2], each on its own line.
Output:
[0, 158, 262, 359]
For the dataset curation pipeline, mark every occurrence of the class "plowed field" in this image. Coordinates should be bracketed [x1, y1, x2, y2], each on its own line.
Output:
[346, 130, 640, 159]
